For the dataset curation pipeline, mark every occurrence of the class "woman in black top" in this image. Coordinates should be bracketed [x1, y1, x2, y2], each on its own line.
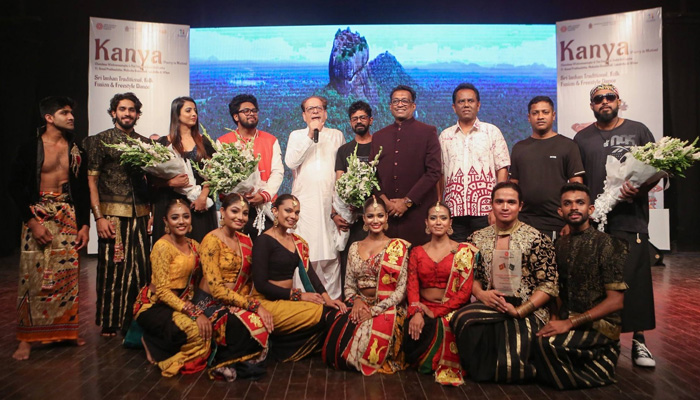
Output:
[151, 96, 217, 242]
[251, 194, 346, 361]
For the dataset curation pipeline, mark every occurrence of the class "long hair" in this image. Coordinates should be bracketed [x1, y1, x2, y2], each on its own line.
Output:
[168, 96, 210, 161]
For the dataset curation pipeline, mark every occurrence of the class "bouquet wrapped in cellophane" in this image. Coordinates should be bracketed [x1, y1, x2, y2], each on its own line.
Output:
[592, 137, 700, 231]
[191, 127, 261, 198]
[332, 145, 382, 251]
[105, 135, 213, 208]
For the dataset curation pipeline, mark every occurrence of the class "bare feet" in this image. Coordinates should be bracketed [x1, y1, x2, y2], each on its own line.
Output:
[12, 341, 31, 360]
[141, 337, 155, 364]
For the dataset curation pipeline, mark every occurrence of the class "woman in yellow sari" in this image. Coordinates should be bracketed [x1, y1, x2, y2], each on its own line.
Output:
[134, 198, 210, 377]
[194, 193, 274, 381]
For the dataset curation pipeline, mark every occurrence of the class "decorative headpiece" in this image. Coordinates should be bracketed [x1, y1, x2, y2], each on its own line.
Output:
[372, 195, 378, 210]
[434, 201, 441, 212]
[589, 83, 619, 100]
[292, 196, 298, 207]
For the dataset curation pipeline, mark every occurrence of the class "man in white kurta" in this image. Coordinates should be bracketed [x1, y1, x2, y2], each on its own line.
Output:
[284, 96, 345, 299]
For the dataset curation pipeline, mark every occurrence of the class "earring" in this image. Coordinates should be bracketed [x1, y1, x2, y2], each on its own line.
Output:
[383, 222, 389, 231]
[425, 226, 431, 234]
[363, 224, 369, 232]
[219, 217, 224, 226]
[164, 226, 170, 234]
[273, 217, 279, 227]
[188, 225, 193, 233]
[448, 227, 454, 235]
[293, 223, 297, 230]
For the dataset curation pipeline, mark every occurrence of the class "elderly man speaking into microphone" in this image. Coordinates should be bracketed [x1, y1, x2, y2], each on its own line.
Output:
[284, 95, 345, 299]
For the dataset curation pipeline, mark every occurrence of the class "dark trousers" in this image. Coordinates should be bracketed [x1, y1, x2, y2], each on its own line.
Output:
[450, 215, 489, 242]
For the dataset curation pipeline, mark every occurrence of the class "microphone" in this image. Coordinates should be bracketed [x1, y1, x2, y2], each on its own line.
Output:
[313, 128, 319, 143]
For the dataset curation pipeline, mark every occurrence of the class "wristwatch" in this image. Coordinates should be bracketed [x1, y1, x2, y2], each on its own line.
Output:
[404, 198, 413, 208]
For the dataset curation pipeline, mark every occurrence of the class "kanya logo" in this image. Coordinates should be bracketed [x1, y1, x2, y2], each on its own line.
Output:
[559, 39, 629, 62]
[94, 39, 162, 67]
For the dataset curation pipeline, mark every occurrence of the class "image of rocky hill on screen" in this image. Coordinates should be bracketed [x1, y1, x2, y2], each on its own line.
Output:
[328, 28, 417, 104]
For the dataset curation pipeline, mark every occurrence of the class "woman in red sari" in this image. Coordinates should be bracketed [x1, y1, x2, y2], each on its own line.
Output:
[403, 201, 479, 386]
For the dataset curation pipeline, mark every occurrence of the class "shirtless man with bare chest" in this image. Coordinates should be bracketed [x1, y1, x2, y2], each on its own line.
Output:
[11, 97, 90, 360]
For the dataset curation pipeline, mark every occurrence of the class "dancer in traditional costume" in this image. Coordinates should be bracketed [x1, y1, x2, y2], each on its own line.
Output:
[135, 199, 210, 377]
[534, 183, 628, 389]
[251, 194, 345, 361]
[85, 92, 150, 336]
[194, 194, 273, 381]
[450, 182, 558, 383]
[403, 202, 478, 385]
[323, 196, 410, 375]
[11, 96, 90, 360]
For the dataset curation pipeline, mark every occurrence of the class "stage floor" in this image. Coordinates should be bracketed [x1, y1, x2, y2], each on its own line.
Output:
[1, 251, 698, 399]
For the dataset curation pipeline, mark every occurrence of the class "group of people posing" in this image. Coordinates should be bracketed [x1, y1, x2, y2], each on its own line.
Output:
[11, 81, 658, 390]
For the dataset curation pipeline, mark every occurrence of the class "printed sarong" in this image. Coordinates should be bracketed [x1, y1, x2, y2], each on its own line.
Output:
[17, 192, 80, 342]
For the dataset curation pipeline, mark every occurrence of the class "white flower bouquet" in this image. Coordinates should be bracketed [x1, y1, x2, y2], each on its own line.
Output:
[105, 135, 214, 208]
[332, 145, 382, 251]
[191, 127, 261, 199]
[592, 137, 700, 231]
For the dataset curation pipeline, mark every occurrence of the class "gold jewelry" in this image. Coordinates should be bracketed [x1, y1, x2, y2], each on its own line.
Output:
[219, 217, 224, 226]
[273, 217, 279, 227]
[363, 224, 369, 232]
[372, 195, 378, 210]
[447, 227, 454, 235]
[164, 225, 171, 234]
[92, 204, 103, 220]
[425, 226, 430, 234]
[188, 225, 193, 233]
[434, 201, 441, 212]
[383, 222, 389, 231]
[292, 196, 298, 207]
[569, 311, 593, 328]
[515, 300, 536, 318]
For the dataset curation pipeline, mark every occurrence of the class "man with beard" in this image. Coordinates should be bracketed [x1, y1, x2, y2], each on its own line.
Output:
[333, 101, 374, 293]
[535, 183, 628, 389]
[440, 83, 510, 242]
[11, 96, 90, 360]
[510, 96, 584, 240]
[285, 96, 345, 299]
[371, 85, 441, 246]
[219, 94, 284, 240]
[84, 92, 151, 337]
[574, 83, 657, 367]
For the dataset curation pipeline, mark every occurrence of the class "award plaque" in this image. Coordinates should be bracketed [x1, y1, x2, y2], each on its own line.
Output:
[491, 249, 522, 296]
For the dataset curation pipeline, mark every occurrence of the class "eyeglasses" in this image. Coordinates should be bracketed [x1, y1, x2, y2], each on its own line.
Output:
[390, 98, 413, 106]
[591, 93, 618, 104]
[350, 115, 370, 122]
[305, 106, 324, 113]
[238, 108, 259, 115]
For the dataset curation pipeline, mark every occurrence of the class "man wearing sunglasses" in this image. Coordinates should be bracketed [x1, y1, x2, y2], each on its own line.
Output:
[220, 94, 284, 241]
[574, 83, 657, 368]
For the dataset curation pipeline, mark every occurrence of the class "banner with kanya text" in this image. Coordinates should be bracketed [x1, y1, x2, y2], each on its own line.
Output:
[556, 8, 668, 249]
[87, 17, 190, 253]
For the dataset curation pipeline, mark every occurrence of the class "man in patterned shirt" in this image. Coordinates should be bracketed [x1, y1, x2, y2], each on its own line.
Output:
[439, 83, 510, 242]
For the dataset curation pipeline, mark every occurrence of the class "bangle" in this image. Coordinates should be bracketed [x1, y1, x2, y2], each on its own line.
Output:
[247, 298, 261, 313]
[290, 288, 302, 301]
[569, 312, 593, 328]
[515, 300, 536, 318]
[92, 204, 103, 220]
[330, 212, 338, 220]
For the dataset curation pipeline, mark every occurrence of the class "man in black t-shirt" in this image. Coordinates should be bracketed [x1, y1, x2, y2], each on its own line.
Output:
[574, 83, 657, 368]
[333, 101, 374, 295]
[510, 96, 584, 240]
